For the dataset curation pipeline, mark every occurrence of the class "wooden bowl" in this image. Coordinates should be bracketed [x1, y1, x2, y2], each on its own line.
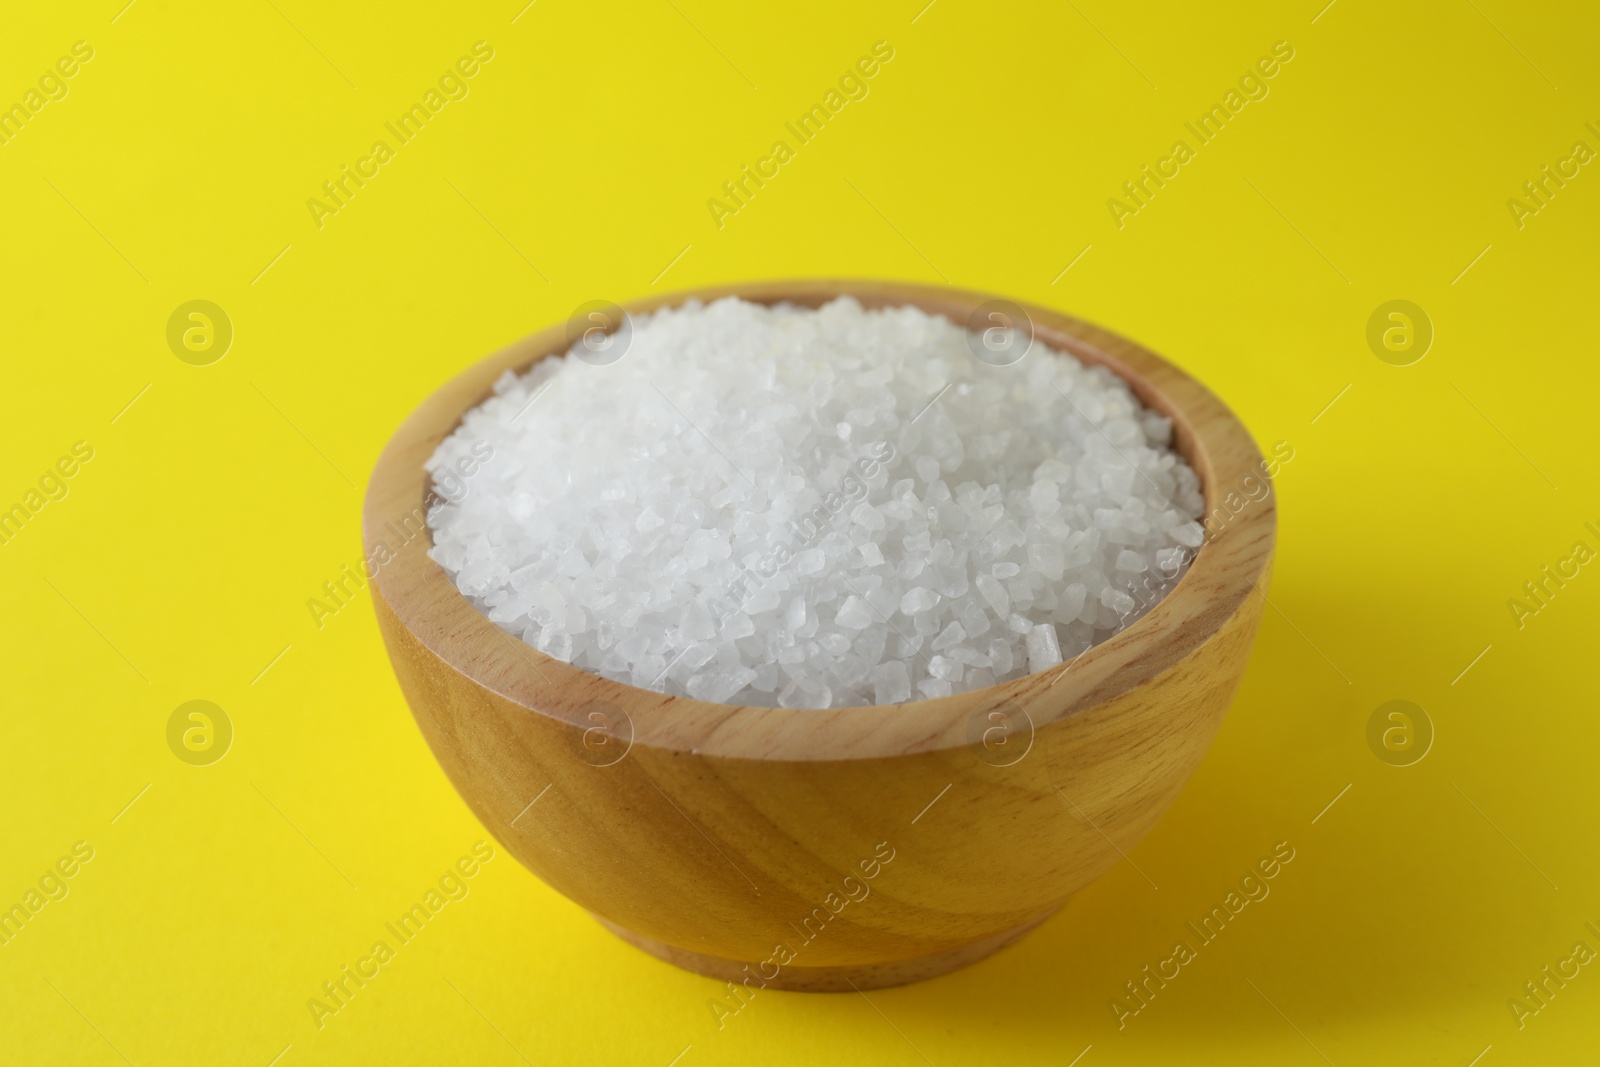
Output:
[365, 280, 1276, 992]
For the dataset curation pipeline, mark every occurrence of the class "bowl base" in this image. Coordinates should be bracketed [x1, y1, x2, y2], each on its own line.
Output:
[591, 908, 1059, 992]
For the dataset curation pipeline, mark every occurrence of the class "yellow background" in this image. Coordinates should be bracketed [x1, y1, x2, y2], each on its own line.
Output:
[3, 0, 1597, 1063]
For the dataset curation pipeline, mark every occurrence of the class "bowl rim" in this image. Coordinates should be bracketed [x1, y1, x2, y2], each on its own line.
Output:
[364, 279, 1276, 762]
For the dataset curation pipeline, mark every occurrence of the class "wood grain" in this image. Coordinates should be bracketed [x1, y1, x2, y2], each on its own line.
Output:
[365, 280, 1276, 990]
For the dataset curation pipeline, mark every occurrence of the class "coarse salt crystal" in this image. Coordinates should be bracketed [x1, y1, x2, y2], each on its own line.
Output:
[1026, 622, 1062, 672]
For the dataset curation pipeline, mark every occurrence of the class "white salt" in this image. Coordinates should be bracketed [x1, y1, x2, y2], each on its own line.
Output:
[425, 296, 1203, 708]
[835, 596, 874, 630]
[1026, 622, 1063, 672]
[931, 621, 966, 651]
[873, 660, 912, 704]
